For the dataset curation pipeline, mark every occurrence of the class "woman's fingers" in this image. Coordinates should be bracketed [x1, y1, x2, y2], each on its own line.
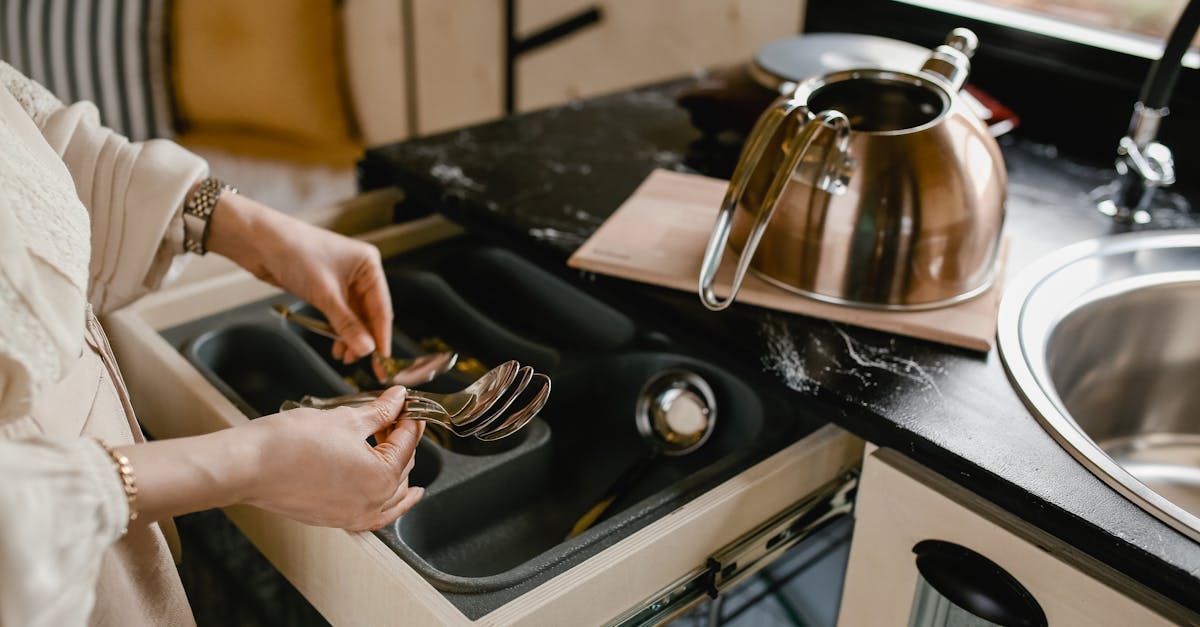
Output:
[355, 436, 424, 531]
[385, 417, 425, 452]
[371, 422, 393, 446]
[356, 258, 394, 359]
[372, 486, 425, 530]
[357, 386, 407, 435]
[321, 289, 376, 362]
[256, 366, 424, 533]
[370, 356, 389, 384]
[401, 451, 416, 478]
[364, 422, 424, 529]
[374, 419, 424, 468]
[379, 474, 413, 513]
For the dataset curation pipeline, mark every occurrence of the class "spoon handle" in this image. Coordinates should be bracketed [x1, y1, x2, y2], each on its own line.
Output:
[565, 451, 660, 539]
[272, 303, 340, 340]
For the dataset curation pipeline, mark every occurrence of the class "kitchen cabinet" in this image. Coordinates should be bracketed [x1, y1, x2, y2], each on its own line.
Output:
[343, 0, 805, 141]
[838, 448, 1189, 626]
[105, 199, 863, 625]
[358, 67, 1200, 621]
[106, 190, 1200, 625]
[512, 0, 805, 113]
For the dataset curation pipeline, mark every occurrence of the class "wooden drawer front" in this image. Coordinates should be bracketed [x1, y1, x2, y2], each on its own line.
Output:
[838, 449, 1188, 626]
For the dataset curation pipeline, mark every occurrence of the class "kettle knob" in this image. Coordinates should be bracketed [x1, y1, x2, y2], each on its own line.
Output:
[945, 28, 978, 58]
[920, 28, 977, 92]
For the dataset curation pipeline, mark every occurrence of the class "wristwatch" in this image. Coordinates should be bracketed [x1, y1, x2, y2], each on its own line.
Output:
[183, 177, 237, 255]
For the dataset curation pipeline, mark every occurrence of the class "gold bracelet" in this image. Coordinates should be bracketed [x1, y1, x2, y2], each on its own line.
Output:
[96, 440, 139, 523]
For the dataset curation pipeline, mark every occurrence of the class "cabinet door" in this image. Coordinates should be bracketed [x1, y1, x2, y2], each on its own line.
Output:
[340, 0, 508, 141]
[838, 449, 1190, 626]
[342, 0, 411, 145]
[377, 1, 805, 136]
[515, 0, 805, 112]
[409, 0, 506, 135]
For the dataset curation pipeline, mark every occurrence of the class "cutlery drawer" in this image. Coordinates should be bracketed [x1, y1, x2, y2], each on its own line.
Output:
[116, 223, 857, 624]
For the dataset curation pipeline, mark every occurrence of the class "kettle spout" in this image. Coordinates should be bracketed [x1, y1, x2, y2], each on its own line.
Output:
[920, 28, 978, 92]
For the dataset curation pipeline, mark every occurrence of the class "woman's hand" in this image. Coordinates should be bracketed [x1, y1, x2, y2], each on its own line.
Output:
[206, 192, 392, 364]
[120, 387, 425, 530]
[241, 386, 425, 530]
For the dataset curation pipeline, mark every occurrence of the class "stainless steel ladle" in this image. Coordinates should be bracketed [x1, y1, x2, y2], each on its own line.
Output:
[566, 370, 717, 538]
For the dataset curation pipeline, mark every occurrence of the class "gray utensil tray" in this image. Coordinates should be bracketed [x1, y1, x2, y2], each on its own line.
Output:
[161, 239, 800, 618]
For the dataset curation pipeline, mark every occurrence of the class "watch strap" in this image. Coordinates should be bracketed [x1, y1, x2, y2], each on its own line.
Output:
[183, 177, 237, 255]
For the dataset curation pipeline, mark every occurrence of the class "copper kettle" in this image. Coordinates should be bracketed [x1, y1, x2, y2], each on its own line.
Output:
[699, 29, 1006, 311]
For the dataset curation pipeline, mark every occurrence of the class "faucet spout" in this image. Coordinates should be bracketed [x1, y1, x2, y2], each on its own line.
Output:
[1099, 0, 1200, 224]
[1140, 0, 1200, 111]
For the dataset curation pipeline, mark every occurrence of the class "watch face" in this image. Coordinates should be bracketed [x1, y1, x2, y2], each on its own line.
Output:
[753, 33, 930, 88]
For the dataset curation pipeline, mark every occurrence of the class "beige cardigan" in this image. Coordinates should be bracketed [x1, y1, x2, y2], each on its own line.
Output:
[0, 61, 207, 626]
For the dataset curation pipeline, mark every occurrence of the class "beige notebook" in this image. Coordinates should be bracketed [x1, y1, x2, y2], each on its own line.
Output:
[567, 169, 1006, 352]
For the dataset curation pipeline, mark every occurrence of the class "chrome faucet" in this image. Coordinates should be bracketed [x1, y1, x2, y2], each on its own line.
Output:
[1097, 0, 1200, 224]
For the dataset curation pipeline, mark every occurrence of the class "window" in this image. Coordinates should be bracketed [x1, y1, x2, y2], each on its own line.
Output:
[895, 0, 1200, 62]
[962, 0, 1198, 45]
[804, 0, 1200, 169]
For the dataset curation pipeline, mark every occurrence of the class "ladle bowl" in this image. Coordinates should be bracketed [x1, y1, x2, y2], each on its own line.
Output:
[567, 370, 718, 538]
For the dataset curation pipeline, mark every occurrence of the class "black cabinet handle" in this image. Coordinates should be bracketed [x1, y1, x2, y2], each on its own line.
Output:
[504, 2, 605, 113]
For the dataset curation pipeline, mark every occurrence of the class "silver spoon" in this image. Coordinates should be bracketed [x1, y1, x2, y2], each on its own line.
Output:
[475, 373, 551, 441]
[283, 361, 548, 441]
[271, 303, 457, 385]
[288, 370, 549, 442]
[286, 360, 521, 428]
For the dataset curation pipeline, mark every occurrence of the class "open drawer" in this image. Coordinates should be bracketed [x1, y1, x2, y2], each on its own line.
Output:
[104, 209, 863, 625]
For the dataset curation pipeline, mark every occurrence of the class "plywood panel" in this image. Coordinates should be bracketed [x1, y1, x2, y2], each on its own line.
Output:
[342, 0, 410, 144]
[410, 0, 506, 135]
[838, 449, 1191, 626]
[515, 0, 805, 111]
[567, 169, 1008, 352]
[485, 425, 861, 626]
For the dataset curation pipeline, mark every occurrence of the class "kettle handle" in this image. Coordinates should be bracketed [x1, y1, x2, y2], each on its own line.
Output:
[698, 106, 851, 311]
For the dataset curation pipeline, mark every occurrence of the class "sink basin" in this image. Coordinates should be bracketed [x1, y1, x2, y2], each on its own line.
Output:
[998, 230, 1200, 542]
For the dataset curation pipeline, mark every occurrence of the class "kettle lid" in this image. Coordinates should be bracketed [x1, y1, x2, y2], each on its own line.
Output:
[753, 33, 930, 89]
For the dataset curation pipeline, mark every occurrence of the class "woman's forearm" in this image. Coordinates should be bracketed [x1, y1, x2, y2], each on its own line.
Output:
[200, 187, 393, 364]
[205, 190, 278, 279]
[115, 425, 264, 524]
[109, 387, 425, 531]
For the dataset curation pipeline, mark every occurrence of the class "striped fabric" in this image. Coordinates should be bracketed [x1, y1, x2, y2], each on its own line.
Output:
[0, 0, 174, 140]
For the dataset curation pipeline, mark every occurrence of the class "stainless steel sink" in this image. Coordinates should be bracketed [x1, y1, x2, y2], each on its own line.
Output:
[998, 230, 1200, 542]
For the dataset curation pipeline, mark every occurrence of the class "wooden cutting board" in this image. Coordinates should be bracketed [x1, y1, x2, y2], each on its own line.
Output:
[567, 169, 1008, 352]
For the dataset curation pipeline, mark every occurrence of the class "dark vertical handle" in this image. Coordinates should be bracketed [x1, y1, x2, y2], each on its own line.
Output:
[504, 3, 604, 114]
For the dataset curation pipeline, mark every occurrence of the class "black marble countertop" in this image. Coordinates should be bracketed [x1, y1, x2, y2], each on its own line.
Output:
[359, 79, 1200, 614]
